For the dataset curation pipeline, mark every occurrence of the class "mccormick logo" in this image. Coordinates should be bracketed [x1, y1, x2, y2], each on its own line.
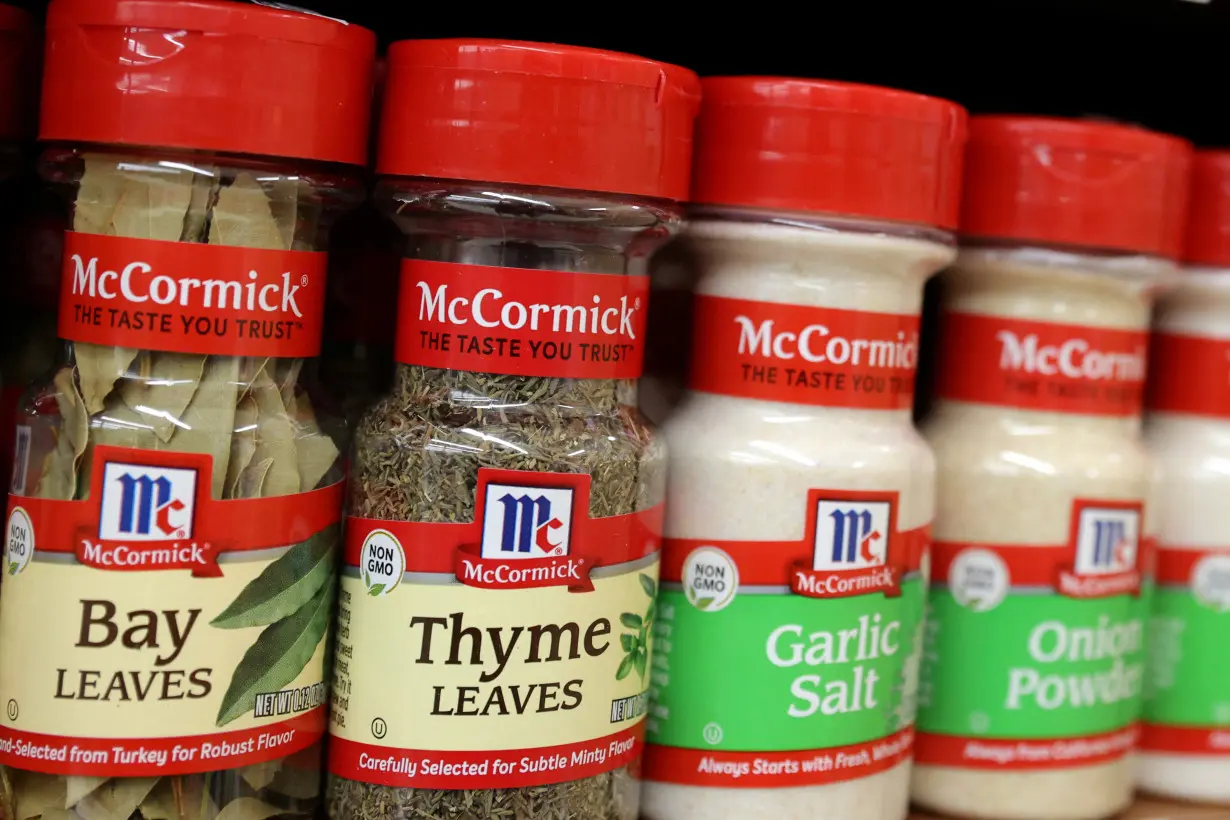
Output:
[78, 459, 220, 576]
[735, 316, 918, 369]
[791, 495, 903, 599]
[996, 330, 1146, 383]
[1057, 503, 1143, 598]
[479, 483, 574, 559]
[454, 472, 594, 592]
[416, 282, 641, 340]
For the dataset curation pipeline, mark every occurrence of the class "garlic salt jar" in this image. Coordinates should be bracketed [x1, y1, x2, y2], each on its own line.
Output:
[912, 118, 1191, 820]
[641, 78, 966, 820]
[1140, 150, 1230, 805]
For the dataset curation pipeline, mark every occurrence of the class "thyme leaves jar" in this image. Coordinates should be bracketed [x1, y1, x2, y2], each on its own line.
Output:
[0, 3, 374, 820]
[912, 117, 1191, 820]
[324, 40, 700, 820]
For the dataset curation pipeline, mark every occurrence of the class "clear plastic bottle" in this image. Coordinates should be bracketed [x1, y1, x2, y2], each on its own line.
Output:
[0, 2, 374, 819]
[640, 78, 966, 820]
[1139, 149, 1230, 805]
[324, 39, 699, 820]
[912, 117, 1191, 820]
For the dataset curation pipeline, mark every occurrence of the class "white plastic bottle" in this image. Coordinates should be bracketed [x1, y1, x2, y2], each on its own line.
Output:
[911, 117, 1191, 820]
[1139, 149, 1230, 805]
[640, 77, 966, 820]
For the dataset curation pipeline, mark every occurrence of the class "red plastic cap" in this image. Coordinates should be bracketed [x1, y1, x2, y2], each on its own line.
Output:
[378, 39, 702, 201]
[690, 77, 968, 229]
[961, 116, 1192, 258]
[1183, 151, 1230, 267]
[0, 4, 36, 142]
[41, 0, 377, 165]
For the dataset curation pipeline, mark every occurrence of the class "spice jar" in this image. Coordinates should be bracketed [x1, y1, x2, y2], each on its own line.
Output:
[1139, 150, 1230, 805]
[325, 39, 699, 820]
[0, 3, 374, 820]
[912, 117, 1191, 820]
[640, 78, 965, 820]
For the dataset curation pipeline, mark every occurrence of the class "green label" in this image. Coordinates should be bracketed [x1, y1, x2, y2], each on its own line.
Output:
[648, 579, 924, 752]
[917, 586, 1150, 739]
[1144, 577, 1230, 728]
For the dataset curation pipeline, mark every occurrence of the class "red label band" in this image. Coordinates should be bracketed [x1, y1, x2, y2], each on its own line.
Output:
[394, 260, 648, 379]
[328, 726, 642, 789]
[1147, 332, 1230, 418]
[689, 295, 919, 409]
[936, 311, 1148, 417]
[1139, 724, 1230, 755]
[59, 232, 327, 358]
[643, 728, 913, 788]
[345, 469, 662, 592]
[0, 708, 324, 777]
[9, 446, 343, 575]
[914, 727, 1138, 769]
[931, 499, 1150, 598]
[1154, 545, 1230, 586]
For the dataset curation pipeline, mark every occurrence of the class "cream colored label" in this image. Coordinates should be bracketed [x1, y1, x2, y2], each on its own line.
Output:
[0, 471, 340, 777]
[328, 561, 658, 787]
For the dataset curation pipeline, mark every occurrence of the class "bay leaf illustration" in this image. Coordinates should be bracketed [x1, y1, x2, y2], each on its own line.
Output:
[211, 524, 337, 629]
[65, 776, 107, 809]
[209, 174, 283, 250]
[249, 372, 299, 497]
[180, 169, 221, 243]
[74, 344, 138, 416]
[110, 170, 195, 242]
[162, 356, 239, 499]
[212, 797, 283, 820]
[13, 770, 65, 820]
[215, 575, 334, 726]
[71, 777, 158, 820]
[226, 394, 258, 498]
[72, 157, 124, 236]
[120, 352, 207, 442]
[236, 457, 273, 500]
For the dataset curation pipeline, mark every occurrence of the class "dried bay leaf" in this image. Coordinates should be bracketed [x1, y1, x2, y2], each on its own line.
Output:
[75, 344, 139, 416]
[249, 373, 298, 497]
[215, 576, 334, 726]
[110, 171, 195, 242]
[212, 797, 283, 820]
[135, 779, 176, 820]
[266, 178, 301, 252]
[210, 175, 283, 250]
[72, 157, 124, 236]
[13, 770, 65, 820]
[74, 778, 158, 820]
[120, 352, 206, 443]
[226, 396, 258, 498]
[34, 432, 77, 500]
[181, 170, 221, 243]
[54, 367, 88, 470]
[211, 524, 337, 629]
[291, 394, 338, 492]
[265, 765, 318, 801]
[236, 457, 274, 500]
[163, 356, 239, 499]
[236, 761, 281, 793]
[64, 777, 107, 809]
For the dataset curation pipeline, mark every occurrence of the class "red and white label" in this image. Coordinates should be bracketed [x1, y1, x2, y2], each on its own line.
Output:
[930, 499, 1148, 599]
[936, 312, 1148, 416]
[643, 727, 914, 788]
[915, 726, 1139, 770]
[345, 471, 663, 592]
[689, 295, 919, 409]
[59, 232, 327, 358]
[1146, 332, 1230, 417]
[395, 260, 648, 379]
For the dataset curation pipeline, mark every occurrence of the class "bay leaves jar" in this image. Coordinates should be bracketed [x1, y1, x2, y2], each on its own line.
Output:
[0, 2, 374, 819]
[324, 40, 700, 820]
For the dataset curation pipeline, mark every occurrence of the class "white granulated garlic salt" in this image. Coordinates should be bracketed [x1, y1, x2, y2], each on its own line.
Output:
[639, 77, 965, 820]
[911, 116, 1190, 820]
[1137, 150, 1230, 806]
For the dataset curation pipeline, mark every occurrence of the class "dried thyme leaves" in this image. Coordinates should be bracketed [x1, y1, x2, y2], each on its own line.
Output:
[11, 155, 342, 820]
[327, 365, 663, 820]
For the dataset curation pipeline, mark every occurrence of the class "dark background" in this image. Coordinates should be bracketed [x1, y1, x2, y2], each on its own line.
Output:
[7, 0, 1230, 146]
